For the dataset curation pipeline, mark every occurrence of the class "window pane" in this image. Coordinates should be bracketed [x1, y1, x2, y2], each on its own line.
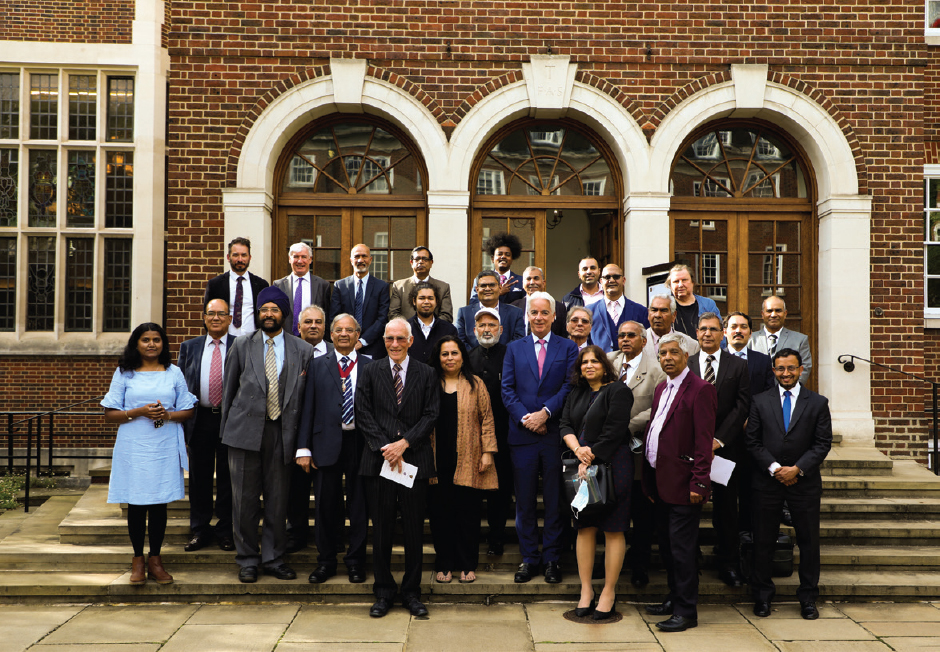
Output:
[0, 73, 19, 140]
[0, 237, 15, 331]
[29, 74, 58, 140]
[27, 236, 55, 331]
[68, 75, 96, 141]
[929, 278, 940, 309]
[103, 239, 132, 331]
[0, 148, 17, 227]
[106, 77, 134, 142]
[65, 237, 93, 331]
[105, 150, 133, 228]
[66, 150, 95, 227]
[28, 149, 57, 227]
[389, 216, 415, 249]
[928, 244, 940, 276]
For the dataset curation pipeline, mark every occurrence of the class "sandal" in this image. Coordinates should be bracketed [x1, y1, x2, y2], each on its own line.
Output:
[459, 571, 476, 583]
[435, 571, 453, 583]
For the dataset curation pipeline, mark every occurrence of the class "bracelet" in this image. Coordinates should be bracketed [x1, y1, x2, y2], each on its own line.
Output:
[124, 410, 132, 421]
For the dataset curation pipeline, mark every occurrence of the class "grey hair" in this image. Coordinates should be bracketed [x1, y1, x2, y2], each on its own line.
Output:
[567, 306, 593, 324]
[659, 332, 689, 354]
[526, 291, 556, 315]
[298, 304, 326, 326]
[329, 312, 361, 333]
[523, 265, 545, 278]
[650, 292, 677, 314]
[385, 317, 412, 338]
[288, 242, 313, 257]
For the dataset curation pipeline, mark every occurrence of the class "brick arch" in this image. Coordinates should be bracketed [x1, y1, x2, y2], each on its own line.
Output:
[452, 70, 524, 126]
[367, 66, 448, 126]
[574, 70, 647, 129]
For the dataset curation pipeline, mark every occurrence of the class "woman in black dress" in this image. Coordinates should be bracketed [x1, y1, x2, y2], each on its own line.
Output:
[560, 345, 634, 620]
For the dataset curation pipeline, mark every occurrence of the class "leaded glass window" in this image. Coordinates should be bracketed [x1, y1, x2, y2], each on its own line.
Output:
[107, 77, 134, 142]
[28, 150, 57, 227]
[67, 150, 95, 227]
[65, 237, 94, 331]
[0, 149, 17, 228]
[69, 75, 96, 141]
[30, 74, 57, 140]
[27, 236, 55, 331]
[0, 73, 18, 140]
[0, 238, 14, 331]
[106, 151, 133, 228]
[104, 239, 132, 332]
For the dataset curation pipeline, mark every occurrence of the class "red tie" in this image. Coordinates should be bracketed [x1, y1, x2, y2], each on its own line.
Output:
[537, 339, 547, 378]
[208, 339, 223, 406]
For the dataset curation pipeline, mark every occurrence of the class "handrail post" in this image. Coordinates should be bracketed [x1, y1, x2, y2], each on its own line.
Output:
[933, 383, 939, 477]
[47, 413, 54, 475]
[36, 414, 43, 476]
[24, 418, 31, 513]
[6, 412, 12, 475]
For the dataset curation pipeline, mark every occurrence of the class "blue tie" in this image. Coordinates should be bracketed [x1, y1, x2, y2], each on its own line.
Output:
[783, 390, 792, 431]
[354, 279, 364, 326]
[341, 356, 354, 426]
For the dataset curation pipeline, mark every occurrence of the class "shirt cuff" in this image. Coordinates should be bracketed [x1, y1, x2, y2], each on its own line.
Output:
[715, 438, 724, 448]
[768, 461, 781, 477]
[543, 407, 551, 417]
[296, 448, 312, 458]
[359, 338, 368, 347]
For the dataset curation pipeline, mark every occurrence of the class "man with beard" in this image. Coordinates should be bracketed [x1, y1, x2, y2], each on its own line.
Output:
[330, 243, 390, 359]
[221, 286, 315, 583]
[562, 257, 604, 310]
[273, 242, 331, 337]
[470, 232, 526, 304]
[406, 282, 457, 364]
[456, 270, 525, 349]
[203, 237, 269, 336]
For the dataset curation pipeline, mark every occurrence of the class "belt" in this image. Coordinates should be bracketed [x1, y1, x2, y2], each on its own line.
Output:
[199, 405, 222, 414]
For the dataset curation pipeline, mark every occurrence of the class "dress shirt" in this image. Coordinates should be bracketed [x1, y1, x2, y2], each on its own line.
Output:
[698, 349, 721, 380]
[311, 341, 329, 358]
[606, 295, 625, 322]
[289, 272, 313, 312]
[388, 354, 410, 388]
[199, 336, 227, 407]
[645, 367, 690, 469]
[580, 285, 605, 306]
[419, 316, 435, 339]
[295, 349, 361, 460]
[531, 331, 553, 415]
[355, 273, 371, 346]
[729, 346, 748, 360]
[767, 382, 802, 476]
[621, 351, 643, 385]
[266, 330, 285, 376]
[228, 272, 255, 337]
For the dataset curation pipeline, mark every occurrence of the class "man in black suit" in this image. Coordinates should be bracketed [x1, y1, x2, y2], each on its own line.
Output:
[746, 348, 832, 621]
[330, 243, 390, 359]
[510, 266, 567, 337]
[406, 281, 457, 364]
[296, 313, 371, 584]
[203, 237, 269, 336]
[177, 298, 237, 552]
[687, 312, 751, 587]
[356, 317, 439, 618]
[272, 242, 332, 337]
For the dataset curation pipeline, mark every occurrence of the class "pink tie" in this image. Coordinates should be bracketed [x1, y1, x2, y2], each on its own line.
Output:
[537, 339, 547, 378]
[608, 300, 621, 323]
[208, 339, 223, 406]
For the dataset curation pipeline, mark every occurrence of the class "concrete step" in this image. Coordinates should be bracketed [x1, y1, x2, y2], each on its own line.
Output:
[820, 445, 894, 476]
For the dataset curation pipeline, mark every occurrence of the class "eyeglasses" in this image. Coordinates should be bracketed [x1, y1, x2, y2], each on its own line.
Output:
[601, 274, 622, 281]
[333, 327, 358, 334]
[774, 365, 801, 373]
[411, 256, 431, 263]
[568, 318, 591, 324]
[259, 307, 282, 315]
[618, 332, 640, 338]
[698, 326, 721, 333]
[204, 311, 229, 318]
[384, 335, 410, 343]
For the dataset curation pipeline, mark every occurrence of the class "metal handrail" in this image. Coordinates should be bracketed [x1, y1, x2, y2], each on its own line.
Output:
[838, 354, 939, 475]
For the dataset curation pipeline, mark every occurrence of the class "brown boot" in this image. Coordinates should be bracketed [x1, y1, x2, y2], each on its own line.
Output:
[147, 554, 173, 584]
[130, 556, 146, 585]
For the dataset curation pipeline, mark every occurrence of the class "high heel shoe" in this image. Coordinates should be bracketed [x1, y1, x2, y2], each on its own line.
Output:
[592, 597, 617, 621]
[574, 591, 597, 618]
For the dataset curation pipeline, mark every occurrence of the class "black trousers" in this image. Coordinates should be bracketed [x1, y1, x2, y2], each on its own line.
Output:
[188, 407, 232, 537]
[429, 476, 483, 572]
[287, 463, 313, 541]
[313, 429, 368, 569]
[366, 475, 427, 600]
[654, 499, 703, 619]
[710, 452, 741, 570]
[626, 477, 655, 571]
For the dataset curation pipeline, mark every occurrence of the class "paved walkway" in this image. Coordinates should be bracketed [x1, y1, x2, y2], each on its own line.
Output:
[3, 600, 940, 652]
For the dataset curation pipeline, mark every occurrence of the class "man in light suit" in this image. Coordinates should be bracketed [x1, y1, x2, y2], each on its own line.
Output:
[388, 246, 454, 322]
[296, 313, 371, 585]
[272, 242, 331, 337]
[643, 333, 716, 632]
[747, 348, 832, 621]
[356, 318, 439, 618]
[511, 266, 567, 337]
[456, 270, 525, 350]
[590, 264, 649, 352]
[220, 286, 315, 583]
[748, 296, 813, 384]
[178, 298, 237, 552]
[687, 312, 751, 588]
[667, 264, 721, 338]
[502, 291, 579, 584]
[406, 281, 458, 364]
[330, 243, 390, 359]
[203, 237, 269, 336]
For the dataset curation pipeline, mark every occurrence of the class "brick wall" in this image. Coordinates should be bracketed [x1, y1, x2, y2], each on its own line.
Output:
[0, 0, 134, 44]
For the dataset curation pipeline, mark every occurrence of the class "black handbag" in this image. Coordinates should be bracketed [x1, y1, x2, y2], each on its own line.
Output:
[561, 450, 616, 520]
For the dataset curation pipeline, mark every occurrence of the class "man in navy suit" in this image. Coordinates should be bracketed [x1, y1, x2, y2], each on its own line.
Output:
[178, 298, 237, 552]
[456, 270, 525, 349]
[590, 264, 649, 352]
[202, 237, 269, 337]
[406, 281, 457, 364]
[470, 232, 526, 304]
[501, 291, 578, 584]
[329, 243, 390, 359]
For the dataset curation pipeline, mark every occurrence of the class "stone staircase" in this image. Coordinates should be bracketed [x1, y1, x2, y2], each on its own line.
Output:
[2, 443, 940, 604]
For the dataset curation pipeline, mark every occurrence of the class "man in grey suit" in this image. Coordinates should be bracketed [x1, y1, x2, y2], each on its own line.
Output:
[221, 286, 315, 583]
[748, 296, 812, 384]
[388, 246, 454, 322]
[272, 242, 331, 337]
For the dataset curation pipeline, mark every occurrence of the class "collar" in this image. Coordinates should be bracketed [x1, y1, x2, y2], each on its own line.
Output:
[531, 331, 552, 344]
[335, 349, 358, 363]
[411, 274, 430, 284]
[389, 355, 410, 373]
[778, 382, 801, 401]
[625, 351, 643, 368]
[606, 295, 625, 308]
[580, 285, 603, 297]
[292, 271, 310, 284]
[264, 330, 285, 345]
[667, 366, 691, 389]
[729, 346, 748, 359]
[355, 272, 371, 284]
[312, 341, 328, 356]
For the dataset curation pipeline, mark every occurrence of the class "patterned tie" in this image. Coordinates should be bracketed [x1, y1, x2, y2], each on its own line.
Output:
[768, 333, 778, 355]
[341, 356, 354, 425]
[292, 277, 304, 336]
[783, 390, 792, 431]
[265, 338, 281, 420]
[619, 362, 629, 382]
[233, 276, 244, 328]
[608, 300, 620, 323]
[355, 279, 364, 327]
[393, 363, 403, 405]
[208, 339, 223, 406]
[737, 351, 746, 359]
[537, 339, 547, 378]
[704, 354, 716, 385]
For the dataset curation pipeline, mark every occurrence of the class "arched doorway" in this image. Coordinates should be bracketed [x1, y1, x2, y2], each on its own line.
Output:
[669, 120, 817, 363]
[273, 116, 428, 282]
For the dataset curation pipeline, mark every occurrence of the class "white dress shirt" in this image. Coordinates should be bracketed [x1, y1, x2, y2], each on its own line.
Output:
[699, 349, 721, 380]
[389, 354, 410, 388]
[645, 367, 690, 468]
[289, 272, 313, 313]
[311, 341, 329, 358]
[199, 336, 227, 407]
[419, 316, 435, 339]
[767, 382, 802, 475]
[228, 272, 256, 337]
[296, 349, 362, 458]
[621, 351, 643, 385]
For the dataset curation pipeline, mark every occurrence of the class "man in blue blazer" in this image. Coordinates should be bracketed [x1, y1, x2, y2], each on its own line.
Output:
[501, 291, 579, 584]
[329, 243, 390, 359]
[456, 270, 525, 350]
[590, 264, 649, 353]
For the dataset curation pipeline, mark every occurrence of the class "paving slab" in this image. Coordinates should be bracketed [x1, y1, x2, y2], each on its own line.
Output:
[276, 645, 402, 652]
[836, 602, 940, 621]
[282, 604, 410, 643]
[861, 621, 940, 637]
[406, 614, 533, 652]
[751, 617, 876, 641]
[737, 602, 845, 621]
[638, 604, 748, 624]
[159, 623, 286, 652]
[27, 646, 160, 652]
[773, 643, 892, 652]
[526, 603, 657, 644]
[533, 645, 663, 652]
[186, 604, 299, 625]
[0, 605, 84, 652]
[879, 638, 940, 650]
[39, 605, 198, 645]
[652, 623, 777, 652]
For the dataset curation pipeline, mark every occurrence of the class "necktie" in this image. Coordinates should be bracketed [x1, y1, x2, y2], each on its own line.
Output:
[768, 333, 778, 355]
[233, 276, 244, 328]
[704, 354, 716, 385]
[537, 339, 547, 377]
[265, 338, 281, 420]
[208, 339, 223, 406]
[783, 390, 792, 431]
[608, 300, 620, 323]
[355, 278, 364, 327]
[393, 363, 403, 405]
[292, 277, 304, 336]
[736, 351, 746, 359]
[341, 356, 354, 425]
[619, 362, 629, 382]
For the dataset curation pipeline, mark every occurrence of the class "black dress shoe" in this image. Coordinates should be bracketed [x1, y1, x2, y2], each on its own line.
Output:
[645, 599, 674, 616]
[573, 592, 596, 618]
[719, 568, 744, 587]
[216, 534, 235, 551]
[403, 596, 429, 617]
[347, 565, 366, 583]
[263, 564, 297, 580]
[308, 565, 336, 584]
[487, 542, 504, 556]
[656, 614, 697, 632]
[800, 601, 819, 620]
[631, 568, 649, 589]
[514, 562, 537, 583]
[753, 601, 771, 617]
[238, 566, 258, 583]
[285, 536, 307, 554]
[592, 599, 617, 621]
[370, 597, 391, 618]
[544, 561, 562, 584]
[782, 503, 793, 527]
[184, 534, 211, 552]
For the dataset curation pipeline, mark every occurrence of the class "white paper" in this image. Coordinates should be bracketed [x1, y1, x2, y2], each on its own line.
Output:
[710, 455, 736, 486]
[380, 459, 417, 488]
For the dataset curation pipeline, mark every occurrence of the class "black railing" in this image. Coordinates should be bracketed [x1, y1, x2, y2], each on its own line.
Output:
[838, 354, 939, 475]
[4, 395, 109, 512]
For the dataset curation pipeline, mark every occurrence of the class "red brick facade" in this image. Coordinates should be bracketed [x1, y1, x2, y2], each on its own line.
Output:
[0, 0, 133, 44]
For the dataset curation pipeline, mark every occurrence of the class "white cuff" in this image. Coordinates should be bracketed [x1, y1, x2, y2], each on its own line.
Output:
[768, 461, 781, 477]
[296, 449, 312, 458]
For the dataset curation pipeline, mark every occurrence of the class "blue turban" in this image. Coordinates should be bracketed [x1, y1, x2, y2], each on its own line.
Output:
[256, 286, 291, 322]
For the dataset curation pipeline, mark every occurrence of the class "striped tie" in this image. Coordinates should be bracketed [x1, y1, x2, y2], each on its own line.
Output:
[341, 356, 354, 425]
[393, 363, 403, 405]
[265, 338, 281, 420]
[704, 354, 716, 385]
[768, 333, 778, 355]
[208, 339, 223, 406]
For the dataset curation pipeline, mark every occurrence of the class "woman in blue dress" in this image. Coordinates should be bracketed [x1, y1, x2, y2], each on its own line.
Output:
[102, 323, 196, 585]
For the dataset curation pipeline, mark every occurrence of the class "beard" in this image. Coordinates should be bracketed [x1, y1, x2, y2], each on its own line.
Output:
[260, 316, 283, 334]
[476, 333, 499, 348]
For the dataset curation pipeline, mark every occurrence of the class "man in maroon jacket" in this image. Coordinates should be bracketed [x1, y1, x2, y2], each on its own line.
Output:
[642, 333, 717, 632]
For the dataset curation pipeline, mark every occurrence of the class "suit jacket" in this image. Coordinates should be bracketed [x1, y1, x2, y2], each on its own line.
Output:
[389, 276, 454, 323]
[688, 350, 751, 459]
[470, 269, 525, 304]
[608, 350, 667, 435]
[589, 297, 650, 353]
[220, 329, 315, 464]
[642, 370, 716, 505]
[330, 274, 391, 359]
[745, 384, 832, 491]
[748, 326, 812, 384]
[356, 357, 440, 479]
[562, 283, 585, 311]
[510, 297, 568, 338]
[455, 302, 525, 350]
[406, 315, 458, 365]
[467, 343, 508, 443]
[643, 327, 699, 360]
[559, 382, 633, 464]
[177, 333, 236, 444]
[296, 352, 373, 468]
[501, 334, 579, 447]
[203, 271, 269, 331]
[740, 348, 775, 397]
[272, 272, 332, 333]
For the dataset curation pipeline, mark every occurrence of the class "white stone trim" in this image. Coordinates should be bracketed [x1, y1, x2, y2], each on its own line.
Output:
[521, 55, 578, 118]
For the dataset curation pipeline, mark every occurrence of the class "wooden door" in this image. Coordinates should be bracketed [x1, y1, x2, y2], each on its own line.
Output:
[470, 208, 546, 292]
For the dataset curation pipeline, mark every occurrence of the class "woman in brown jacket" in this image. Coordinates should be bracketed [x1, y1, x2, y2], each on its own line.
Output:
[428, 335, 498, 583]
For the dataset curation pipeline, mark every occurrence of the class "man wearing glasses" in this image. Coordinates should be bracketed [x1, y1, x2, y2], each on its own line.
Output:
[566, 306, 593, 350]
[455, 270, 525, 349]
[589, 264, 649, 352]
[388, 246, 454, 322]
